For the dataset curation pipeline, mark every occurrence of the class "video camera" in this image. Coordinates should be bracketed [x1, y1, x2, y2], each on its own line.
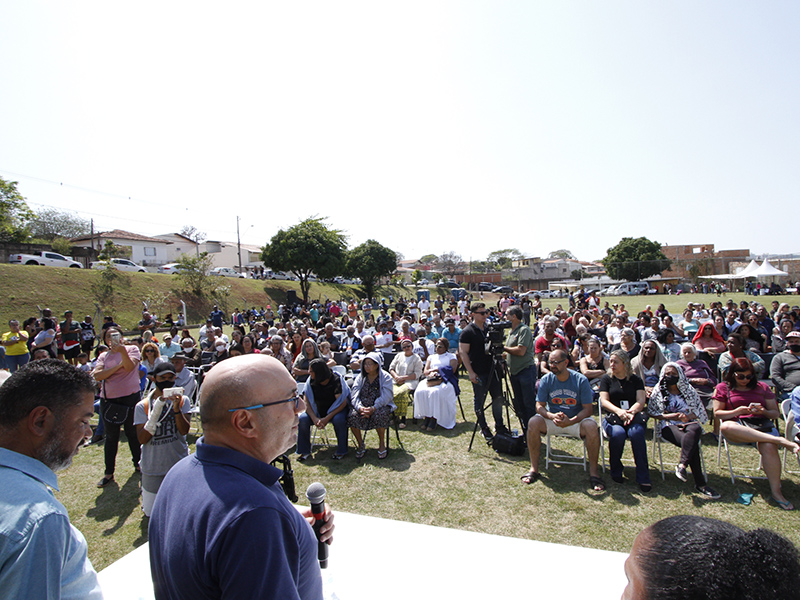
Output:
[485, 320, 512, 356]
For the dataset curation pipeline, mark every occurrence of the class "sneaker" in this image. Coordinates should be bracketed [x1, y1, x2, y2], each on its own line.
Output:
[696, 485, 721, 500]
[481, 428, 494, 443]
[495, 425, 511, 437]
[675, 465, 688, 482]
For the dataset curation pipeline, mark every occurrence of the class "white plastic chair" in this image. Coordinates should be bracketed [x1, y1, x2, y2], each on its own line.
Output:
[651, 425, 707, 481]
[545, 427, 587, 471]
[780, 399, 800, 473]
[331, 365, 347, 378]
[717, 424, 767, 484]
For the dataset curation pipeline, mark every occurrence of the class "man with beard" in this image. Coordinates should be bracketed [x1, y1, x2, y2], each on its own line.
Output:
[0, 359, 101, 599]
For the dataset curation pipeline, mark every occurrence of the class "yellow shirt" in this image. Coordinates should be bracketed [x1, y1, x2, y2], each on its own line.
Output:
[2, 330, 29, 356]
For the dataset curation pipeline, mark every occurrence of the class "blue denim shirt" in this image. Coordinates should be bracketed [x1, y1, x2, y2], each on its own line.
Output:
[0, 448, 103, 599]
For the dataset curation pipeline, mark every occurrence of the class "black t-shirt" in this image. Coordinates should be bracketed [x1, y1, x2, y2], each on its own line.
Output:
[598, 373, 644, 411]
[311, 376, 343, 417]
[460, 323, 491, 376]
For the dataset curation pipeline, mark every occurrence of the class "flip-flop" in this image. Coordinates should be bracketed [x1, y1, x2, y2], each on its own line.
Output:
[589, 476, 606, 492]
[520, 470, 541, 485]
[771, 496, 795, 511]
[355, 445, 366, 459]
[378, 449, 388, 460]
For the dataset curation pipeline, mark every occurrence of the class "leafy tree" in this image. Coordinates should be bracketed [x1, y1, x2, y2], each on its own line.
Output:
[570, 269, 585, 280]
[548, 249, 576, 260]
[345, 240, 398, 302]
[175, 251, 215, 296]
[411, 269, 424, 284]
[29, 207, 90, 241]
[261, 217, 347, 304]
[487, 248, 523, 270]
[0, 177, 33, 242]
[50, 237, 73, 255]
[419, 254, 438, 265]
[437, 251, 462, 278]
[91, 241, 127, 312]
[602, 237, 670, 281]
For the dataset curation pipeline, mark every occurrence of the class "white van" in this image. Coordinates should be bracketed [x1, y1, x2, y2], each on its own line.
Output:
[613, 282, 652, 296]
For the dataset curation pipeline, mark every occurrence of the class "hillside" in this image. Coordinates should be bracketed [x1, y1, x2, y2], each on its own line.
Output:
[0, 264, 409, 330]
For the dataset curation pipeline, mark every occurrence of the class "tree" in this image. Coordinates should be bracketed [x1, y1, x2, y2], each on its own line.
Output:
[345, 240, 398, 302]
[0, 177, 33, 242]
[602, 237, 671, 281]
[175, 252, 214, 296]
[91, 241, 128, 312]
[487, 248, 523, 270]
[179, 225, 207, 256]
[437, 251, 462, 279]
[419, 254, 438, 265]
[411, 269, 424, 284]
[29, 207, 90, 241]
[261, 217, 347, 304]
[548, 249, 576, 260]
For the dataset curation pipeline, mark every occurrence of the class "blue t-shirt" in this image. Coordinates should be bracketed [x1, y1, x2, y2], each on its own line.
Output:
[536, 370, 593, 419]
[149, 440, 322, 600]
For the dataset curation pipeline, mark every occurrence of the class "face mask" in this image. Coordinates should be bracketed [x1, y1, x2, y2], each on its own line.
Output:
[790, 344, 800, 353]
[155, 379, 175, 391]
[664, 375, 679, 386]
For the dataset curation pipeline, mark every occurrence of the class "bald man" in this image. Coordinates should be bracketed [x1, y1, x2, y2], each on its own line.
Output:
[148, 355, 334, 600]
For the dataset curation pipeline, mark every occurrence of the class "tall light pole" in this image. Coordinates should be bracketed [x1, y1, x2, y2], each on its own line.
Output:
[236, 216, 242, 272]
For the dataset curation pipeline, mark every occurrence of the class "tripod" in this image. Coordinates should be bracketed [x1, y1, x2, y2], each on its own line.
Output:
[468, 350, 526, 451]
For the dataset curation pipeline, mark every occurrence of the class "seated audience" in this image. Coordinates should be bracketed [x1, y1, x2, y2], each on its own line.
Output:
[348, 352, 395, 460]
[770, 331, 800, 397]
[718, 332, 765, 378]
[413, 338, 459, 432]
[297, 359, 350, 461]
[631, 340, 667, 398]
[692, 322, 726, 356]
[389, 340, 424, 429]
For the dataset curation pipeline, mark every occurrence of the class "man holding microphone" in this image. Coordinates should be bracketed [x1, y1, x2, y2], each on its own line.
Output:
[149, 354, 334, 599]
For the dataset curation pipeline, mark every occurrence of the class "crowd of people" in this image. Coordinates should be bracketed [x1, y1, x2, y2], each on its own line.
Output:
[4, 288, 800, 598]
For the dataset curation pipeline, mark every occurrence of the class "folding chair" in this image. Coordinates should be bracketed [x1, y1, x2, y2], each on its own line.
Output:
[545, 427, 587, 471]
[717, 426, 767, 484]
[651, 426, 707, 481]
[780, 399, 800, 474]
[331, 365, 347, 379]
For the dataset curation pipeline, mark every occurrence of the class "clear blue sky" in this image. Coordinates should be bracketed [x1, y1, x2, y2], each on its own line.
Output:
[1, 2, 798, 264]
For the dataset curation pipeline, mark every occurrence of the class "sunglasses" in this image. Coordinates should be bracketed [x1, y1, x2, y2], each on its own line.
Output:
[734, 372, 754, 381]
[473, 310, 488, 315]
[228, 393, 303, 413]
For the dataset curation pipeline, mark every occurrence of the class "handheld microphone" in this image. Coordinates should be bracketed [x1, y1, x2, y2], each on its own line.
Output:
[305, 482, 329, 569]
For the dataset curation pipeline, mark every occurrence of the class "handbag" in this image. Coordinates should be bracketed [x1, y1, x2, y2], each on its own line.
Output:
[738, 416, 774, 434]
[492, 432, 525, 456]
[102, 401, 131, 425]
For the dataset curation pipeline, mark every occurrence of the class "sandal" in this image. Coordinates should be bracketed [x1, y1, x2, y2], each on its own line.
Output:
[589, 476, 606, 492]
[520, 470, 541, 485]
[355, 445, 366, 459]
[771, 496, 795, 511]
[97, 475, 114, 488]
[378, 449, 388, 460]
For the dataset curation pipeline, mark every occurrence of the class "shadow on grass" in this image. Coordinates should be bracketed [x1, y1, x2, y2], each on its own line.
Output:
[88, 472, 141, 536]
[134, 516, 149, 548]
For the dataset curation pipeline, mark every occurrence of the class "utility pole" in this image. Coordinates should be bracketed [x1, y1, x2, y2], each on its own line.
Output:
[236, 216, 242, 272]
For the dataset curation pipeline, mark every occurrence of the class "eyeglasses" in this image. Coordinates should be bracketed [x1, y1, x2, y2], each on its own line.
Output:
[473, 311, 488, 315]
[734, 372, 754, 381]
[228, 393, 303, 413]
[548, 358, 567, 366]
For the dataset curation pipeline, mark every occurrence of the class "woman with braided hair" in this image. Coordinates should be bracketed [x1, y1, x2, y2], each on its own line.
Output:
[623, 515, 800, 600]
[647, 362, 718, 499]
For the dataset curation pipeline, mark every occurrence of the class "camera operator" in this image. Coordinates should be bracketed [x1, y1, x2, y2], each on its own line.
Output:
[459, 303, 508, 441]
[504, 306, 537, 431]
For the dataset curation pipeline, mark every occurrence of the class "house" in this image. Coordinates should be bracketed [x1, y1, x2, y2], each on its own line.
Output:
[153, 233, 200, 262]
[199, 240, 264, 273]
[70, 229, 172, 267]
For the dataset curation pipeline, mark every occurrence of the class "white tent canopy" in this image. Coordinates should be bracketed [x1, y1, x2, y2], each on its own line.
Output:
[698, 259, 761, 280]
[751, 259, 789, 277]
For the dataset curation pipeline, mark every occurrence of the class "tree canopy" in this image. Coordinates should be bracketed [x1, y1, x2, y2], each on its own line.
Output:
[419, 254, 438, 265]
[548, 249, 576, 260]
[487, 248, 523, 270]
[30, 207, 90, 241]
[602, 237, 670, 281]
[438, 251, 462, 278]
[261, 217, 347, 304]
[0, 177, 33, 242]
[345, 239, 398, 301]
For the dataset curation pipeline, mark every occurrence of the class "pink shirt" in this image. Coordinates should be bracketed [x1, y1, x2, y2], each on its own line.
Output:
[96, 345, 142, 399]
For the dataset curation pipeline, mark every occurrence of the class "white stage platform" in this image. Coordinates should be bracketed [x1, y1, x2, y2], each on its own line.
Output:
[99, 511, 628, 599]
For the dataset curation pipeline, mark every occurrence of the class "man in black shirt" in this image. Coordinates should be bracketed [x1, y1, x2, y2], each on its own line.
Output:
[459, 303, 507, 441]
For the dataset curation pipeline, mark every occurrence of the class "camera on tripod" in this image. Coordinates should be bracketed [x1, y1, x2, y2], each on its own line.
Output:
[485, 321, 512, 356]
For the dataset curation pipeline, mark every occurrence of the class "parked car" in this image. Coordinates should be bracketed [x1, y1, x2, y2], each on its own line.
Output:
[439, 280, 460, 288]
[492, 286, 515, 294]
[9, 251, 82, 268]
[600, 285, 617, 296]
[416, 278, 430, 286]
[210, 267, 246, 278]
[477, 282, 494, 291]
[158, 263, 182, 275]
[266, 270, 290, 280]
[91, 258, 147, 272]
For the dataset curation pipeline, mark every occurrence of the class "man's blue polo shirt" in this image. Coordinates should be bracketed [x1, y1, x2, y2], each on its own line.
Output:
[149, 439, 322, 600]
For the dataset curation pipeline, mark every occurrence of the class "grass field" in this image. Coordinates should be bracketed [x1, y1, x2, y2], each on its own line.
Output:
[9, 272, 800, 571]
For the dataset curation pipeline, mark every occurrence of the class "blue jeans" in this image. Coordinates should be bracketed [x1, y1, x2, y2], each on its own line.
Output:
[5, 352, 29, 373]
[472, 372, 504, 431]
[603, 413, 650, 484]
[297, 410, 349, 456]
[509, 365, 537, 430]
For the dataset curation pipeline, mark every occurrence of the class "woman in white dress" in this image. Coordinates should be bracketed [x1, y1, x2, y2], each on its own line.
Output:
[413, 337, 458, 432]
